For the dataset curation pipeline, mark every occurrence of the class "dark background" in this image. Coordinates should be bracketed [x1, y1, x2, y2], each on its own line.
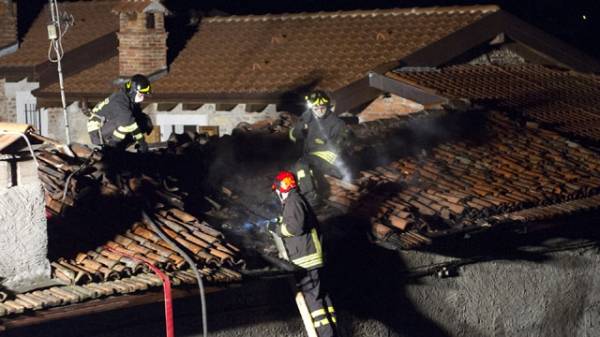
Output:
[17, 1, 600, 59]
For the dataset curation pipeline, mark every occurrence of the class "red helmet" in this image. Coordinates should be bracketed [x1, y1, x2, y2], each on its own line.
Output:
[272, 171, 297, 193]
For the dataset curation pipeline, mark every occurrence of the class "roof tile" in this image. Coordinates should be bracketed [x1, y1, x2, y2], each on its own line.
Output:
[152, 5, 497, 96]
[330, 111, 600, 249]
[35, 5, 497, 99]
[391, 64, 600, 142]
[0, 1, 118, 68]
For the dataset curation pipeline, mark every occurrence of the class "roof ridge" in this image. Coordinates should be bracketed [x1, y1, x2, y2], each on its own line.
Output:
[205, 4, 500, 23]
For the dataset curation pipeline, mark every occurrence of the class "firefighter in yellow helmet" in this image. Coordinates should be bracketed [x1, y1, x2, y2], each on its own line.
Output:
[87, 74, 153, 152]
[289, 90, 353, 207]
[270, 171, 338, 337]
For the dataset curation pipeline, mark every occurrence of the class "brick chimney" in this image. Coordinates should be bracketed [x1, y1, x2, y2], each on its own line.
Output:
[112, 0, 169, 78]
[0, 0, 18, 50]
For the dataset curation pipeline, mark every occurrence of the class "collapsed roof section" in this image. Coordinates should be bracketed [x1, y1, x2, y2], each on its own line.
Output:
[327, 111, 600, 250]
[0, 142, 245, 321]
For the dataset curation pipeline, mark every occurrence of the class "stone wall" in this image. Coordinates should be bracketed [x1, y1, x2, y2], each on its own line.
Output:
[358, 94, 423, 122]
[0, 181, 50, 292]
[9, 223, 600, 337]
[46, 103, 89, 144]
[0, 78, 17, 123]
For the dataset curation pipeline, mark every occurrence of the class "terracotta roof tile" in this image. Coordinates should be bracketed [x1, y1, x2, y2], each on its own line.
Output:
[0, 1, 118, 68]
[0, 2, 17, 49]
[390, 64, 600, 142]
[151, 5, 497, 96]
[40, 56, 120, 95]
[329, 112, 600, 249]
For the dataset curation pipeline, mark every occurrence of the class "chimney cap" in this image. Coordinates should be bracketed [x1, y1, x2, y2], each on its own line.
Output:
[112, 0, 170, 15]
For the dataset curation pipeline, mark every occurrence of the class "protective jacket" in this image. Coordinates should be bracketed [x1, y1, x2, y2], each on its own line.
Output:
[276, 189, 324, 270]
[290, 109, 349, 165]
[87, 89, 147, 148]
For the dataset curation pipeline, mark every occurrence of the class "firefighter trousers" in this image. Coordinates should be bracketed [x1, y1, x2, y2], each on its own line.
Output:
[296, 268, 338, 337]
[294, 154, 342, 207]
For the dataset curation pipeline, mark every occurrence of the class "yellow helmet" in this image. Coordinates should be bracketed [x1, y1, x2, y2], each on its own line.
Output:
[305, 90, 331, 108]
[125, 74, 152, 98]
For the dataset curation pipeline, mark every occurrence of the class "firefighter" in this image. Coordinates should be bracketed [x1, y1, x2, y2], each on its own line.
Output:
[270, 171, 338, 337]
[290, 90, 353, 207]
[87, 74, 152, 152]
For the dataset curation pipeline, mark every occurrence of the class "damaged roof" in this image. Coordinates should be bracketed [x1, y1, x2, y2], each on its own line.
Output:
[0, 143, 244, 322]
[390, 64, 600, 143]
[331, 111, 600, 249]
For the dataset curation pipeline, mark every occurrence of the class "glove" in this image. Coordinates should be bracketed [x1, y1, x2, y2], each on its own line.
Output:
[136, 141, 149, 153]
[267, 221, 278, 234]
[265, 217, 280, 233]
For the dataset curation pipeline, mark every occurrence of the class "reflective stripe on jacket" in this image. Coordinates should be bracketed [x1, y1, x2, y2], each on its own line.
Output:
[88, 89, 146, 147]
[277, 190, 324, 270]
[290, 108, 348, 166]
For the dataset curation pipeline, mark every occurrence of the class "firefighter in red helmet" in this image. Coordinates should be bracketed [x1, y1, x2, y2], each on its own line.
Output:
[270, 171, 338, 337]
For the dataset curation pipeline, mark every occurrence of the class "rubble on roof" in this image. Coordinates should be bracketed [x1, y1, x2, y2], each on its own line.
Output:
[327, 112, 600, 249]
[0, 140, 244, 319]
[4, 103, 600, 318]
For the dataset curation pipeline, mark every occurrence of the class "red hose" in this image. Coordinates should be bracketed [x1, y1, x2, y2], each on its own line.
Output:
[105, 246, 175, 337]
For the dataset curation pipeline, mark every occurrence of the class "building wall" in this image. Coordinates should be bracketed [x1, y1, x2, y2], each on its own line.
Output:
[0, 78, 17, 122]
[45, 102, 90, 144]
[12, 241, 600, 337]
[151, 103, 280, 141]
[0, 177, 50, 292]
[358, 94, 423, 122]
[45, 102, 281, 145]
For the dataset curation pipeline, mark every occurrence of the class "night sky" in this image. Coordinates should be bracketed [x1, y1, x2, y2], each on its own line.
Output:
[18, 0, 600, 59]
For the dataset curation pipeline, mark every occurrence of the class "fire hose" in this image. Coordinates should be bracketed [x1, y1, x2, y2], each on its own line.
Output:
[142, 210, 208, 337]
[105, 246, 174, 337]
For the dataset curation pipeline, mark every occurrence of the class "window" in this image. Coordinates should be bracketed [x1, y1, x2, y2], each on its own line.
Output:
[24, 103, 42, 132]
[146, 13, 155, 29]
